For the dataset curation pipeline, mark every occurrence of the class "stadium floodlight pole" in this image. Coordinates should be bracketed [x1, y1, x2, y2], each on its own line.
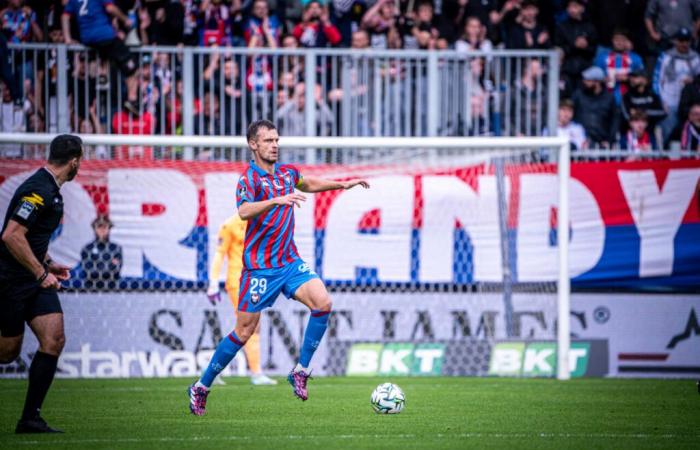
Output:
[557, 140, 571, 381]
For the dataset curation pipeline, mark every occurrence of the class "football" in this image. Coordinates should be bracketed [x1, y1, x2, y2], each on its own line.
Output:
[370, 383, 405, 414]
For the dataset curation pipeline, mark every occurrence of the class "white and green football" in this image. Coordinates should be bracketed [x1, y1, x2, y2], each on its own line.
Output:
[370, 382, 405, 414]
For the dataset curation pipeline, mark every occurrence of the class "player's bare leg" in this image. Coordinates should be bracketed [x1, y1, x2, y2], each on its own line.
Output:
[16, 313, 65, 433]
[188, 311, 261, 416]
[0, 334, 23, 364]
[288, 278, 332, 401]
[226, 288, 276, 386]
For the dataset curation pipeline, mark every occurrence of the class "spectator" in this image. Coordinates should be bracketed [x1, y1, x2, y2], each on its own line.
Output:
[293, 1, 342, 48]
[111, 98, 154, 159]
[80, 215, 123, 290]
[1, 1, 43, 44]
[62, 0, 140, 115]
[243, 0, 282, 47]
[0, 33, 19, 107]
[678, 70, 700, 124]
[142, 1, 185, 46]
[153, 52, 173, 101]
[503, 0, 550, 50]
[182, 0, 201, 45]
[351, 29, 370, 49]
[546, 99, 587, 150]
[361, 0, 397, 49]
[467, 94, 490, 136]
[556, 0, 597, 95]
[645, 0, 700, 52]
[199, 0, 234, 46]
[452, 0, 500, 44]
[465, 57, 493, 109]
[67, 53, 97, 131]
[594, 29, 644, 104]
[329, 0, 366, 47]
[1, 0, 42, 99]
[510, 58, 547, 136]
[79, 103, 109, 159]
[587, 0, 644, 50]
[246, 34, 275, 93]
[136, 53, 160, 115]
[680, 102, 700, 150]
[277, 82, 334, 136]
[203, 54, 244, 132]
[402, 0, 439, 50]
[653, 27, 700, 142]
[455, 16, 493, 53]
[0, 81, 27, 157]
[573, 66, 618, 148]
[620, 109, 658, 152]
[194, 90, 230, 135]
[622, 69, 666, 132]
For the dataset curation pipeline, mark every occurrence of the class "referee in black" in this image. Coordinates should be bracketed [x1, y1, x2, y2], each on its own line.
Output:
[0, 135, 83, 433]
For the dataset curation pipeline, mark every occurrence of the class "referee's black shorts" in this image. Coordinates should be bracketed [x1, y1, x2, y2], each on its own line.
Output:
[89, 38, 137, 77]
[0, 278, 62, 338]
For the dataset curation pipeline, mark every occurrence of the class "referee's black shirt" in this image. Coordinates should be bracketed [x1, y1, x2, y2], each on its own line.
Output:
[0, 168, 64, 280]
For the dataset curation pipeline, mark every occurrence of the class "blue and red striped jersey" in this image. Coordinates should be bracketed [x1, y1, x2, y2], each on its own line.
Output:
[236, 161, 303, 269]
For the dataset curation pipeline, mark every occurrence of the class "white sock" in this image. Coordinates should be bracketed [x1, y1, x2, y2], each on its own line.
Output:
[294, 363, 309, 373]
[194, 380, 209, 390]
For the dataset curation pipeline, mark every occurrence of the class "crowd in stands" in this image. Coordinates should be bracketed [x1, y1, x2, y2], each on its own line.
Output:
[1, 0, 700, 154]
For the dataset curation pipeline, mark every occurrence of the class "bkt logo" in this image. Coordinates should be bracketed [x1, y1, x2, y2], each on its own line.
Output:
[489, 342, 592, 378]
[346, 343, 445, 376]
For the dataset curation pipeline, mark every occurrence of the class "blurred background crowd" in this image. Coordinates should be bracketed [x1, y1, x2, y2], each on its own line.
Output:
[1, 0, 700, 155]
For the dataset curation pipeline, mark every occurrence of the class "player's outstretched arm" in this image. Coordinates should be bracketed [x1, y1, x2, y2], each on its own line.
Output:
[238, 193, 307, 221]
[296, 176, 370, 193]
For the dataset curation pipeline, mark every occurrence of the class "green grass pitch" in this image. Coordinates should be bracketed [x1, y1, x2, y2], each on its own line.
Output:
[1, 377, 698, 449]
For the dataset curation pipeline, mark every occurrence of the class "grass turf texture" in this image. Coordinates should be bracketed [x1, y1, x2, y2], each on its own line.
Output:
[0, 377, 698, 449]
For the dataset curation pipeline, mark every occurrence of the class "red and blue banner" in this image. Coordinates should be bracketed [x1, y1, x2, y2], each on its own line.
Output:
[1, 159, 698, 290]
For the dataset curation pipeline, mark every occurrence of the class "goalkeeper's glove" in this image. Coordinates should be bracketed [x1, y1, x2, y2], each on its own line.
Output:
[206, 285, 221, 305]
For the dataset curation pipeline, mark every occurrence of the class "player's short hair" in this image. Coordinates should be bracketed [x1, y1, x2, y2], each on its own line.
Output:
[48, 134, 83, 165]
[247, 119, 277, 143]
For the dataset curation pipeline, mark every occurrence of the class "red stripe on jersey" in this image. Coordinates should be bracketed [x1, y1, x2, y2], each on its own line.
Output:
[264, 204, 293, 267]
[249, 205, 284, 269]
[244, 218, 265, 269]
[283, 236, 300, 264]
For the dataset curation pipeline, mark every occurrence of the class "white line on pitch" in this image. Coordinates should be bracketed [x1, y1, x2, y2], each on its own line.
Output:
[12, 432, 697, 445]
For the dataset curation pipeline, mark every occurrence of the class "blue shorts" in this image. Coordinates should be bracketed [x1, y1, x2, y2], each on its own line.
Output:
[238, 259, 319, 313]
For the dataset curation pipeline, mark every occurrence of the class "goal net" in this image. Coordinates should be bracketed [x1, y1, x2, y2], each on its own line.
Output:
[0, 134, 571, 380]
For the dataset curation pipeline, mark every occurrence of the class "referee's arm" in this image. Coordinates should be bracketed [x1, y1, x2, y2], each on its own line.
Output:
[2, 220, 59, 288]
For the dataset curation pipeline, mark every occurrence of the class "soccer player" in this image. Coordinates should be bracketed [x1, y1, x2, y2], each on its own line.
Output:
[207, 213, 277, 385]
[0, 135, 83, 433]
[188, 120, 369, 415]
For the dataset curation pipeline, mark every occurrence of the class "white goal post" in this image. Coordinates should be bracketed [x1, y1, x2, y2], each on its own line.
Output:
[0, 133, 571, 380]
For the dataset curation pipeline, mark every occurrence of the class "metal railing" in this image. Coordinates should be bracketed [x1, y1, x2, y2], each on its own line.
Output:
[1, 44, 558, 160]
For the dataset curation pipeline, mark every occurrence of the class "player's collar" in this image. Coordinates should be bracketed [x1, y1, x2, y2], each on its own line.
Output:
[42, 167, 61, 188]
[250, 160, 278, 177]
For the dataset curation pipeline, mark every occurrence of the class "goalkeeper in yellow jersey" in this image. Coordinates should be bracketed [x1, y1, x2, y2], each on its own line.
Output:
[206, 214, 277, 385]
